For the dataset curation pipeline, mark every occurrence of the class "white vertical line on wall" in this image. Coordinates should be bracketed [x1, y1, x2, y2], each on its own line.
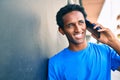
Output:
[67, 0, 74, 4]
[67, 0, 80, 5]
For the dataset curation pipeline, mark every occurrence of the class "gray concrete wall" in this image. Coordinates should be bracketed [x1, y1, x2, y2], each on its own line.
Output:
[0, 0, 68, 80]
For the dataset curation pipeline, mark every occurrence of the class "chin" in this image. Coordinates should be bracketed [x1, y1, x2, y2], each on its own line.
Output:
[75, 40, 85, 44]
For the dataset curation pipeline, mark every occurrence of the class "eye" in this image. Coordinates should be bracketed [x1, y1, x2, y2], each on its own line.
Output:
[78, 20, 84, 24]
[66, 23, 74, 28]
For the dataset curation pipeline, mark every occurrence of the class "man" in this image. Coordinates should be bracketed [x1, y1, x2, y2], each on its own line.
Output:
[48, 4, 120, 80]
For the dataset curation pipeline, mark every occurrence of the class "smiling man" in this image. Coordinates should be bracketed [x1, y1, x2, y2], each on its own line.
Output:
[61, 10, 87, 51]
[48, 4, 120, 80]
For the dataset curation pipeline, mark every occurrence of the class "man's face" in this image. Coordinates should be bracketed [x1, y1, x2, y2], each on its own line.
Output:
[60, 11, 86, 45]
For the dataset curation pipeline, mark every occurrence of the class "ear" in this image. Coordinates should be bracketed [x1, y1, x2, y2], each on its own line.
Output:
[58, 27, 65, 35]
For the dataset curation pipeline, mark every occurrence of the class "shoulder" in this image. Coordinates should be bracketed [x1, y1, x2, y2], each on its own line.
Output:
[88, 42, 111, 52]
[49, 48, 68, 64]
[89, 42, 109, 47]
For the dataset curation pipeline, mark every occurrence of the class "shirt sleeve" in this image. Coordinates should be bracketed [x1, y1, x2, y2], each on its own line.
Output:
[110, 47, 120, 71]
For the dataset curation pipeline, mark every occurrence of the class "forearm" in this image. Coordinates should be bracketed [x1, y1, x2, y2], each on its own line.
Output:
[108, 39, 120, 55]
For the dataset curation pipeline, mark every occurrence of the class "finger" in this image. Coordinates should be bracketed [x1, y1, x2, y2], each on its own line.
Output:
[97, 28, 107, 32]
[93, 24, 103, 29]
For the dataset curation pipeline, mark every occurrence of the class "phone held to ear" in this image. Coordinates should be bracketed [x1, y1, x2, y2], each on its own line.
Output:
[85, 19, 101, 38]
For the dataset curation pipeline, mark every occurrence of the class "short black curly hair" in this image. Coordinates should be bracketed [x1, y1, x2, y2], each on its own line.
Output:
[56, 4, 87, 29]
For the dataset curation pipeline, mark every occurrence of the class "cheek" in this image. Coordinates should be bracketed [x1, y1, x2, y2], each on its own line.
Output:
[64, 28, 74, 34]
[65, 31, 73, 39]
[84, 27, 86, 31]
[82, 25, 87, 31]
[65, 31, 72, 37]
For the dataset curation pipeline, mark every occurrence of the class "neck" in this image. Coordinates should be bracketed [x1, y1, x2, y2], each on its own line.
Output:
[68, 41, 87, 51]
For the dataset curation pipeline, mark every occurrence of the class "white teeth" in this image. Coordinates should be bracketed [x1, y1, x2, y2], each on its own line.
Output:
[75, 34, 82, 38]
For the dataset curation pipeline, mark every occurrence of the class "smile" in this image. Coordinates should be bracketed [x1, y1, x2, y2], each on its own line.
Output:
[74, 33, 83, 38]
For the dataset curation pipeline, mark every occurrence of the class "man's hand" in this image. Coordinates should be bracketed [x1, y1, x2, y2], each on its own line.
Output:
[92, 23, 120, 55]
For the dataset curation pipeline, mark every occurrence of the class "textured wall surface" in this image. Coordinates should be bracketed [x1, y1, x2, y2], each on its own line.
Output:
[0, 0, 67, 80]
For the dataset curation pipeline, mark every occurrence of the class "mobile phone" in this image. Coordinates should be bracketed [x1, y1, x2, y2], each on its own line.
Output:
[85, 19, 101, 38]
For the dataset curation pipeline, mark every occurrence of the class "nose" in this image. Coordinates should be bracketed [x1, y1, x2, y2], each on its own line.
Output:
[74, 24, 82, 33]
